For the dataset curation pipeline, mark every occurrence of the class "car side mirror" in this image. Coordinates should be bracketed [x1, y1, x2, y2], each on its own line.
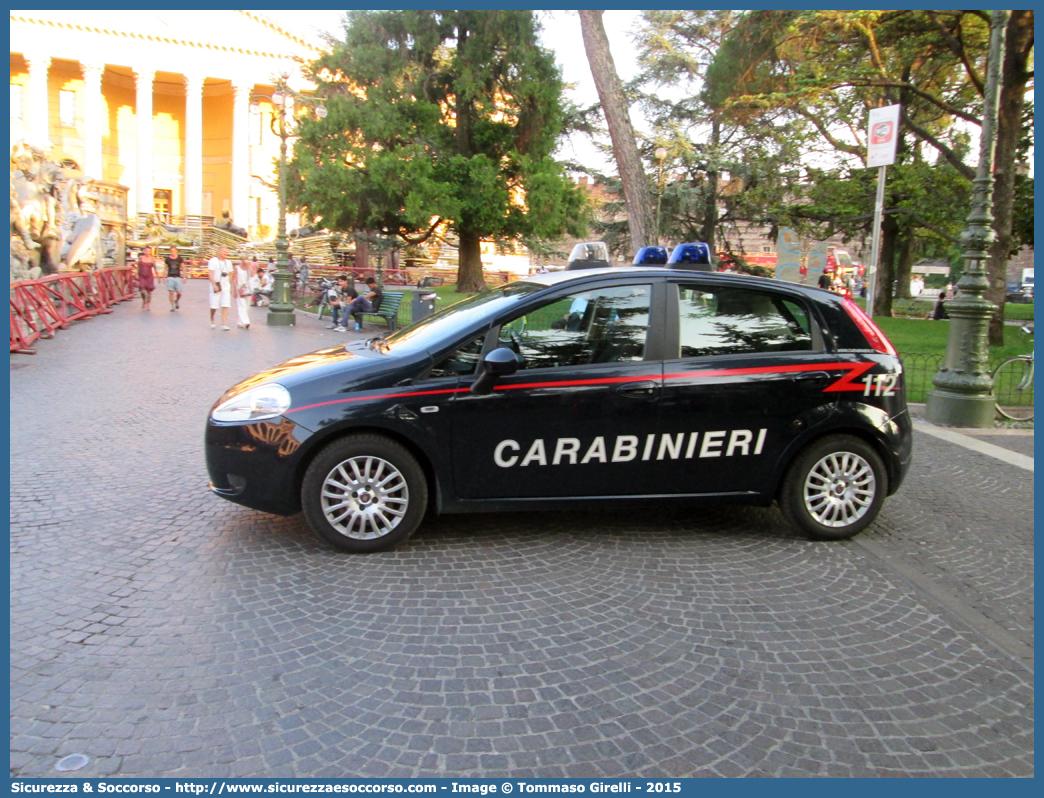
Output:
[470, 347, 519, 395]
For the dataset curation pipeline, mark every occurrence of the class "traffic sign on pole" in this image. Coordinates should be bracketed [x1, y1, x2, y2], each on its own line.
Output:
[865, 104, 901, 314]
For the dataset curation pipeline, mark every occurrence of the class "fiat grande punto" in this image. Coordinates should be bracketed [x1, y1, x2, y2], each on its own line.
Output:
[206, 269, 912, 552]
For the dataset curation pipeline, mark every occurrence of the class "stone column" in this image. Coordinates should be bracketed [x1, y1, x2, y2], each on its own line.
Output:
[25, 53, 51, 148]
[134, 67, 156, 216]
[81, 61, 105, 180]
[231, 80, 252, 228]
[183, 72, 205, 217]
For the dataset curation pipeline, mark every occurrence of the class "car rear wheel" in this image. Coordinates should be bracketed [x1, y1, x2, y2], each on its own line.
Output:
[779, 434, 887, 541]
[301, 434, 428, 553]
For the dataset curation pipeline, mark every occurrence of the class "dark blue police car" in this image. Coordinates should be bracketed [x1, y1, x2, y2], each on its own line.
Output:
[206, 268, 912, 552]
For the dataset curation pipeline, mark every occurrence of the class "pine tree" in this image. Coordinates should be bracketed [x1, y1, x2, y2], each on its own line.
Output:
[288, 10, 587, 292]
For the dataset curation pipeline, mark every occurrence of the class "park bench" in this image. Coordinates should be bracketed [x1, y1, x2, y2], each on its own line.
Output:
[353, 290, 404, 332]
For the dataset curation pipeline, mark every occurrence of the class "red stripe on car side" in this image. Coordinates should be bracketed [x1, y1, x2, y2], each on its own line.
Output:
[663, 360, 876, 392]
[494, 374, 652, 391]
[289, 360, 880, 413]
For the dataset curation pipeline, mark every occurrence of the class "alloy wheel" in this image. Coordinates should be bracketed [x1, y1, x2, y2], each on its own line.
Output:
[802, 451, 876, 528]
[320, 455, 409, 540]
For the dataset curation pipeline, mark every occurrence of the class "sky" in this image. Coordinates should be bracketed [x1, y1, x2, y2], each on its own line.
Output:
[257, 9, 645, 173]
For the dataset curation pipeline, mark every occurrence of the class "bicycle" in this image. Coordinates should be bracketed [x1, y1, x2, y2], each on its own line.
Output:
[992, 325, 1034, 421]
[312, 279, 338, 321]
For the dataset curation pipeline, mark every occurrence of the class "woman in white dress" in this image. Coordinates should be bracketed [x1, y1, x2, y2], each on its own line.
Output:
[233, 257, 253, 329]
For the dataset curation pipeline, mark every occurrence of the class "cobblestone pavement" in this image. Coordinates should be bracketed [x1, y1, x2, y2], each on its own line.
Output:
[10, 282, 1034, 778]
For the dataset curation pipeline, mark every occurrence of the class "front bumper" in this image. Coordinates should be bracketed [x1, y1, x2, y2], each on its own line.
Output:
[205, 417, 312, 515]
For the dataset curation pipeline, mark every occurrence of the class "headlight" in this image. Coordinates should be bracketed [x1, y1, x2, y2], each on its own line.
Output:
[211, 383, 292, 422]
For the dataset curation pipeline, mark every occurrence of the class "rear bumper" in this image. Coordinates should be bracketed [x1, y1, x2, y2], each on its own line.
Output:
[883, 407, 913, 495]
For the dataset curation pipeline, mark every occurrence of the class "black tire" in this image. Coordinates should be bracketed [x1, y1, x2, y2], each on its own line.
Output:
[778, 434, 887, 541]
[301, 434, 428, 553]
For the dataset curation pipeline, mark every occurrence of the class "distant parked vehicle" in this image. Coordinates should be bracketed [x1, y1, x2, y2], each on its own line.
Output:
[1006, 284, 1034, 304]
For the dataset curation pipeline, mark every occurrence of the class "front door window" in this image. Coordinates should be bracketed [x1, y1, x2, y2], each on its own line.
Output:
[504, 284, 652, 369]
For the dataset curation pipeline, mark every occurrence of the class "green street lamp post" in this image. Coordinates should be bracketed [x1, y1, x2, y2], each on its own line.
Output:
[924, 10, 1008, 427]
[250, 69, 327, 327]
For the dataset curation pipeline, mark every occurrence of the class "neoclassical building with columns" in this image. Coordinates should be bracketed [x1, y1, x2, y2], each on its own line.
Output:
[10, 9, 326, 235]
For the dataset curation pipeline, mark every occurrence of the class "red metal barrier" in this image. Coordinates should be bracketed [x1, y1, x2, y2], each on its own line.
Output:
[10, 267, 134, 354]
[94, 266, 136, 306]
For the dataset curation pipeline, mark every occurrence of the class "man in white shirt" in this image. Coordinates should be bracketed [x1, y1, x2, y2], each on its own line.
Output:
[208, 245, 233, 330]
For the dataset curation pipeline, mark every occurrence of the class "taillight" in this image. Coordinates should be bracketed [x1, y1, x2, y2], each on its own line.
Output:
[842, 297, 897, 355]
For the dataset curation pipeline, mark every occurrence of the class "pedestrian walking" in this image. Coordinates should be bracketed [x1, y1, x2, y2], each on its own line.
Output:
[208, 245, 233, 330]
[165, 245, 184, 311]
[298, 256, 310, 291]
[234, 256, 253, 329]
[138, 246, 156, 310]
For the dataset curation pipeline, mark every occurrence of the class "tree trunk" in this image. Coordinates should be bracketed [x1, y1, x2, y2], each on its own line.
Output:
[354, 237, 369, 276]
[698, 116, 721, 259]
[455, 24, 473, 158]
[452, 23, 483, 293]
[894, 231, 914, 301]
[874, 211, 898, 317]
[579, 9, 655, 257]
[456, 230, 485, 293]
[985, 10, 1033, 347]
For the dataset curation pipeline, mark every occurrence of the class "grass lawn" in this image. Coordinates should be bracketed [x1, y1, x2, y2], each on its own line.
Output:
[875, 316, 1033, 405]
[875, 315, 1033, 360]
[1004, 302, 1035, 321]
[876, 317, 1033, 377]
[428, 283, 478, 307]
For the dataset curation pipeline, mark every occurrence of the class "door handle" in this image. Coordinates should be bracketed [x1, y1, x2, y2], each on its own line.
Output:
[618, 380, 658, 397]
[792, 371, 830, 386]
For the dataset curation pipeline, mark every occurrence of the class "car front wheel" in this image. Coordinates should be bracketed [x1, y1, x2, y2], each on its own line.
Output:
[779, 434, 887, 541]
[301, 434, 428, 553]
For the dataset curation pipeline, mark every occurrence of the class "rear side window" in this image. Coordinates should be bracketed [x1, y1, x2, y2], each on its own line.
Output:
[675, 284, 814, 358]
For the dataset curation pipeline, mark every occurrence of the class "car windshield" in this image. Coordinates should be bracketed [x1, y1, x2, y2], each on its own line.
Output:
[376, 281, 546, 352]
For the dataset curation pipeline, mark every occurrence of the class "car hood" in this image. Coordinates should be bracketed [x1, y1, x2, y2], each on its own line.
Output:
[215, 342, 428, 406]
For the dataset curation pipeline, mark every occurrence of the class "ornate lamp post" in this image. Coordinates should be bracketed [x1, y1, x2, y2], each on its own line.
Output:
[924, 10, 1008, 427]
[654, 146, 668, 246]
[250, 68, 327, 326]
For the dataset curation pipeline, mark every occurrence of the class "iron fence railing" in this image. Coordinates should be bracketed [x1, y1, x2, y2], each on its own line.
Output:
[902, 352, 1033, 418]
[900, 353, 944, 404]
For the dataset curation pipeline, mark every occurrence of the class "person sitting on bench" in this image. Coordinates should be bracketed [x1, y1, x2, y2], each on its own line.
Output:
[349, 277, 384, 331]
